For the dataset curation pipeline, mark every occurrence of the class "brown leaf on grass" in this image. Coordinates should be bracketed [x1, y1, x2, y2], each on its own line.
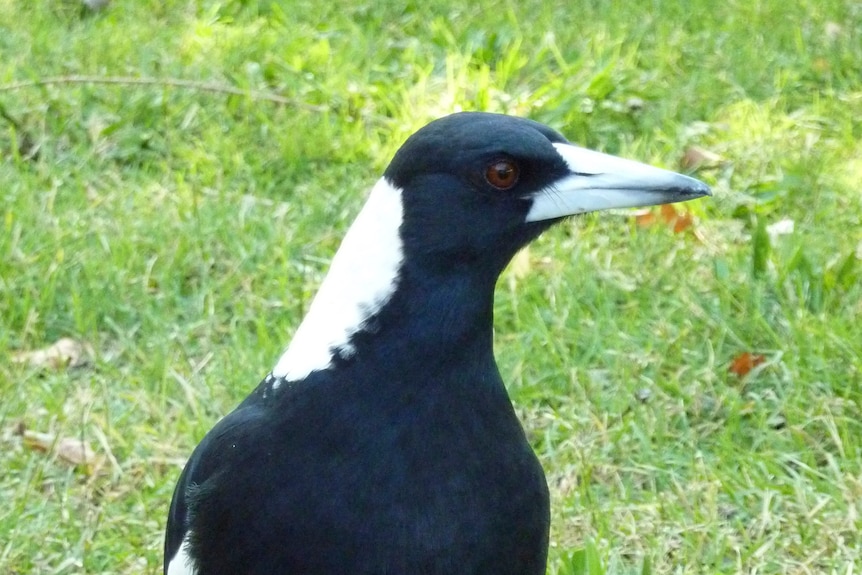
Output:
[667, 206, 694, 233]
[680, 146, 725, 171]
[634, 210, 657, 227]
[11, 337, 93, 370]
[672, 213, 694, 233]
[728, 352, 766, 377]
[634, 204, 695, 234]
[18, 427, 105, 474]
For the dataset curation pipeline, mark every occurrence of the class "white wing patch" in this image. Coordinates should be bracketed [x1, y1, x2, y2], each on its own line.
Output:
[272, 178, 404, 383]
[166, 535, 197, 575]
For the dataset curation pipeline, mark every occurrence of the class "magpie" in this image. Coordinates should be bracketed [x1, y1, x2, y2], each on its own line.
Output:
[164, 112, 710, 575]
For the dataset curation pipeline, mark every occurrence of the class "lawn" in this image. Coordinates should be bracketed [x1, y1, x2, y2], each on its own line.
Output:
[1, 1, 860, 573]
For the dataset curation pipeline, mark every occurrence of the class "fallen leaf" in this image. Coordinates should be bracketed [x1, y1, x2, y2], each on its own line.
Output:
[672, 211, 694, 233]
[11, 337, 93, 370]
[728, 352, 766, 377]
[680, 146, 725, 171]
[658, 204, 695, 233]
[634, 210, 657, 227]
[635, 204, 695, 234]
[20, 428, 104, 474]
[659, 203, 677, 223]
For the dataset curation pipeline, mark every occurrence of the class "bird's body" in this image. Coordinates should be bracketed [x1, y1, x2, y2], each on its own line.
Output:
[165, 112, 710, 575]
[167, 253, 549, 574]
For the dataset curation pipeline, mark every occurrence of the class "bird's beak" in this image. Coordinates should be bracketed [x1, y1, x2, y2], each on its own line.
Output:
[524, 143, 712, 222]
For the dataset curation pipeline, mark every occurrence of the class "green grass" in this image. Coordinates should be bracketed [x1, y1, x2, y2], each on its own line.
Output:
[1, 1, 860, 573]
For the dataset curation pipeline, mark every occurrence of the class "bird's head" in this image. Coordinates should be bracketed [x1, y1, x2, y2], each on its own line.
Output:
[273, 112, 710, 382]
[384, 112, 710, 276]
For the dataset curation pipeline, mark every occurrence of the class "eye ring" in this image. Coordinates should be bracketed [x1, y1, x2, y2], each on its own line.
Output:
[484, 159, 519, 190]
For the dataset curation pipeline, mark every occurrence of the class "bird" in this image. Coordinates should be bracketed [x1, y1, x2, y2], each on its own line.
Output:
[164, 111, 710, 575]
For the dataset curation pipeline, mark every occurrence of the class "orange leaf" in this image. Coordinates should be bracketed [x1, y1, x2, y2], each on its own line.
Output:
[672, 211, 694, 233]
[659, 204, 678, 223]
[728, 353, 766, 377]
[635, 204, 695, 234]
[635, 211, 657, 227]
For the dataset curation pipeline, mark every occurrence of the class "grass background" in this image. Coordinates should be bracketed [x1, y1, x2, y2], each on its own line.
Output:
[1, 0, 860, 573]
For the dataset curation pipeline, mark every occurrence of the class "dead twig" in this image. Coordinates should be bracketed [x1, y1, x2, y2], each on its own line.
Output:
[0, 74, 328, 111]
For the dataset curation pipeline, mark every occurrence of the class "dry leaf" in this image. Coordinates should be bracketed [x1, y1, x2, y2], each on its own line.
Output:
[635, 204, 695, 234]
[680, 146, 725, 171]
[659, 204, 677, 221]
[20, 428, 104, 474]
[728, 352, 766, 377]
[672, 211, 694, 233]
[11, 337, 93, 370]
[634, 210, 657, 227]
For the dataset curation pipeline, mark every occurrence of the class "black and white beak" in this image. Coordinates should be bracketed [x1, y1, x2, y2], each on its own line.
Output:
[525, 143, 712, 222]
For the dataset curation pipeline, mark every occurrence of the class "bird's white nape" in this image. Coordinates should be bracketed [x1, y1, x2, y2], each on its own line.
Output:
[166, 536, 196, 575]
[272, 178, 405, 383]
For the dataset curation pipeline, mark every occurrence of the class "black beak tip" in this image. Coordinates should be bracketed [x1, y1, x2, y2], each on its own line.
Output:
[696, 181, 713, 198]
[680, 175, 712, 199]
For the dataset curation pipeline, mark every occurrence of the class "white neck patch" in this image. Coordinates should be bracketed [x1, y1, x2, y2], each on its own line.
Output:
[166, 536, 197, 575]
[272, 178, 405, 383]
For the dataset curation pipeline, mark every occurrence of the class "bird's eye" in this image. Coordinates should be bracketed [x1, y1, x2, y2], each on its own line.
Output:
[484, 159, 519, 190]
